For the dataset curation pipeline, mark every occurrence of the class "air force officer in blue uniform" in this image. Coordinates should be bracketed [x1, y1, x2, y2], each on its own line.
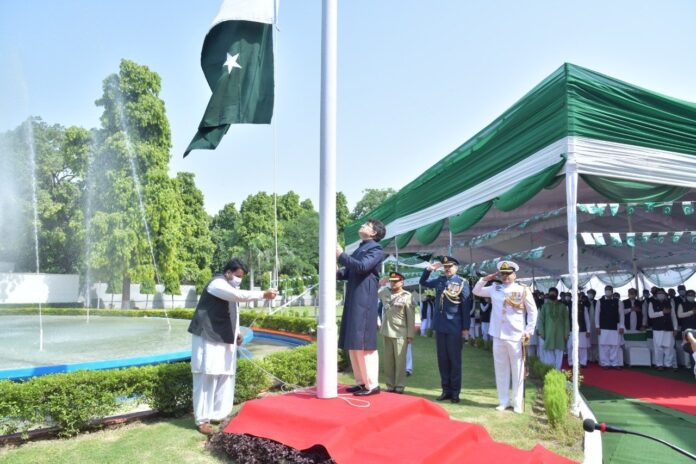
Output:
[420, 256, 471, 403]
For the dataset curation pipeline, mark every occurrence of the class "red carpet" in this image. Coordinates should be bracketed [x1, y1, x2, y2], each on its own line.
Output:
[224, 386, 576, 463]
[581, 365, 696, 416]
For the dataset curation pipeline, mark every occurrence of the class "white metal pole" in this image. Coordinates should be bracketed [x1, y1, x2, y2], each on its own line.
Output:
[316, 0, 338, 399]
[566, 150, 581, 415]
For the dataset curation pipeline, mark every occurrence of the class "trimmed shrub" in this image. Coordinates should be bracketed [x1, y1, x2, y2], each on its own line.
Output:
[262, 344, 318, 387]
[0, 341, 331, 437]
[543, 370, 568, 428]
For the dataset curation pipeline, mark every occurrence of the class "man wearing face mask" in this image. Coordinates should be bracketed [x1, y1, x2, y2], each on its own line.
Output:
[188, 258, 278, 435]
[378, 272, 416, 393]
[337, 219, 387, 397]
[474, 261, 537, 414]
[622, 289, 644, 331]
[595, 285, 624, 369]
[649, 288, 679, 371]
[420, 256, 471, 403]
[538, 287, 569, 370]
[585, 289, 599, 363]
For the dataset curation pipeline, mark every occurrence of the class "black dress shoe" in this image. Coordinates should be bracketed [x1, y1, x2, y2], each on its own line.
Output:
[394, 387, 404, 394]
[436, 392, 451, 401]
[450, 397, 460, 404]
[354, 386, 380, 396]
[346, 384, 366, 393]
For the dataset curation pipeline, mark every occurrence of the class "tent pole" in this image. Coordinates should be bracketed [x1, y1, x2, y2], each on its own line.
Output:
[317, 0, 338, 399]
[395, 242, 399, 272]
[448, 230, 453, 256]
[565, 150, 580, 416]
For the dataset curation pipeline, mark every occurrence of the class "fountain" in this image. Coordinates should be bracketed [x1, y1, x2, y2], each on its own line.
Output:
[25, 119, 44, 351]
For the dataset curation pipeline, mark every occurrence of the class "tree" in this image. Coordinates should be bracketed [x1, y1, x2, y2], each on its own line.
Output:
[280, 209, 319, 277]
[276, 191, 302, 222]
[175, 172, 214, 292]
[0, 118, 89, 274]
[210, 202, 243, 273]
[351, 188, 396, 220]
[89, 59, 183, 307]
[237, 192, 275, 288]
[336, 191, 351, 245]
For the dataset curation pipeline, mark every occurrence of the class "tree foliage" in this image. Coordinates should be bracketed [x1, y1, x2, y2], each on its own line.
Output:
[351, 187, 396, 220]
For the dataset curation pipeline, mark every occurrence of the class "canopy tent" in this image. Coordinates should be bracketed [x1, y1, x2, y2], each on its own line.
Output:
[343, 63, 696, 414]
[344, 63, 696, 252]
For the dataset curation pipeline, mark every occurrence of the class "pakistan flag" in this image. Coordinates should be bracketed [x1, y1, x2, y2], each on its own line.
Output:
[184, 0, 275, 157]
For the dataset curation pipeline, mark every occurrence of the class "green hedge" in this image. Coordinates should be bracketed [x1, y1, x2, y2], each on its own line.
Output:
[1, 307, 318, 336]
[542, 369, 569, 428]
[0, 342, 330, 438]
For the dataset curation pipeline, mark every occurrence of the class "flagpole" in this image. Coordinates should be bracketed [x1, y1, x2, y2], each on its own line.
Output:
[317, 0, 338, 399]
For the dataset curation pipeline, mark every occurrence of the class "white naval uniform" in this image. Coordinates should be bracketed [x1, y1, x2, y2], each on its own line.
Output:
[594, 296, 625, 367]
[191, 279, 264, 425]
[648, 300, 678, 368]
[473, 279, 537, 412]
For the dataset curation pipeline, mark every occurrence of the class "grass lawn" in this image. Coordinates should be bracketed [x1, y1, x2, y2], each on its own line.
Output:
[1, 335, 583, 463]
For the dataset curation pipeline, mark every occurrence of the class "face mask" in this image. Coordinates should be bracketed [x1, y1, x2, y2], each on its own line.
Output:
[656, 294, 666, 301]
[605, 291, 612, 297]
[587, 293, 595, 299]
[679, 290, 686, 296]
[228, 275, 242, 288]
[687, 296, 695, 303]
[564, 296, 571, 301]
[629, 295, 636, 300]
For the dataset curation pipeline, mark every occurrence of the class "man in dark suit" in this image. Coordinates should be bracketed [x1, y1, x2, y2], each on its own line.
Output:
[336, 219, 386, 396]
[420, 256, 471, 403]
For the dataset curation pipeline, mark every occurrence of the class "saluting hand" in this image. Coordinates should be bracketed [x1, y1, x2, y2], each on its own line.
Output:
[482, 272, 498, 282]
[427, 262, 443, 272]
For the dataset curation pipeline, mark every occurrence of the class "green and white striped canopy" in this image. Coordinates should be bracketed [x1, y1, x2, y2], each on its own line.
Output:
[344, 63, 696, 277]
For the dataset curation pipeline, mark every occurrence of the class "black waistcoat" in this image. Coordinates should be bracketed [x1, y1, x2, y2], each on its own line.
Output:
[188, 276, 236, 344]
[680, 301, 696, 330]
[599, 297, 619, 330]
[651, 299, 674, 332]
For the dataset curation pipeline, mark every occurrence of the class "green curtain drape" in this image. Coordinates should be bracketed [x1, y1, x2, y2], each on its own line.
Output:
[494, 159, 566, 212]
[581, 175, 690, 203]
[379, 237, 393, 248]
[415, 220, 444, 245]
[395, 230, 416, 249]
[560, 275, 593, 290]
[449, 201, 493, 234]
[595, 272, 635, 288]
[642, 266, 696, 287]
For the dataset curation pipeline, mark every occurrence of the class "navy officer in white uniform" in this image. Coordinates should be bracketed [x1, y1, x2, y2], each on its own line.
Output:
[473, 261, 537, 413]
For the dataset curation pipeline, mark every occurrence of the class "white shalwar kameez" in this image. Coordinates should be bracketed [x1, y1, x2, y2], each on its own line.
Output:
[191, 280, 264, 425]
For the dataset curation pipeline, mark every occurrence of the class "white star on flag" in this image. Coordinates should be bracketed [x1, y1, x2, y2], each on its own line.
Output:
[224, 53, 242, 73]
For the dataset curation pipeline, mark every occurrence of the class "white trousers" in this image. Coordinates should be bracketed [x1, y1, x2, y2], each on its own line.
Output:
[350, 349, 379, 389]
[406, 343, 413, 373]
[420, 318, 430, 336]
[653, 332, 676, 367]
[492, 337, 525, 410]
[481, 322, 490, 341]
[567, 338, 588, 366]
[192, 373, 236, 425]
[542, 349, 564, 370]
[599, 345, 621, 367]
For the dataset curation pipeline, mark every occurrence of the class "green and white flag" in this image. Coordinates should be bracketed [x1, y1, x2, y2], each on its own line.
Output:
[184, 0, 276, 157]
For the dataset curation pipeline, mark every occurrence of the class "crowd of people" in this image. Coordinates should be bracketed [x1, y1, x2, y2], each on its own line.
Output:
[185, 216, 695, 435]
[460, 283, 696, 374]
